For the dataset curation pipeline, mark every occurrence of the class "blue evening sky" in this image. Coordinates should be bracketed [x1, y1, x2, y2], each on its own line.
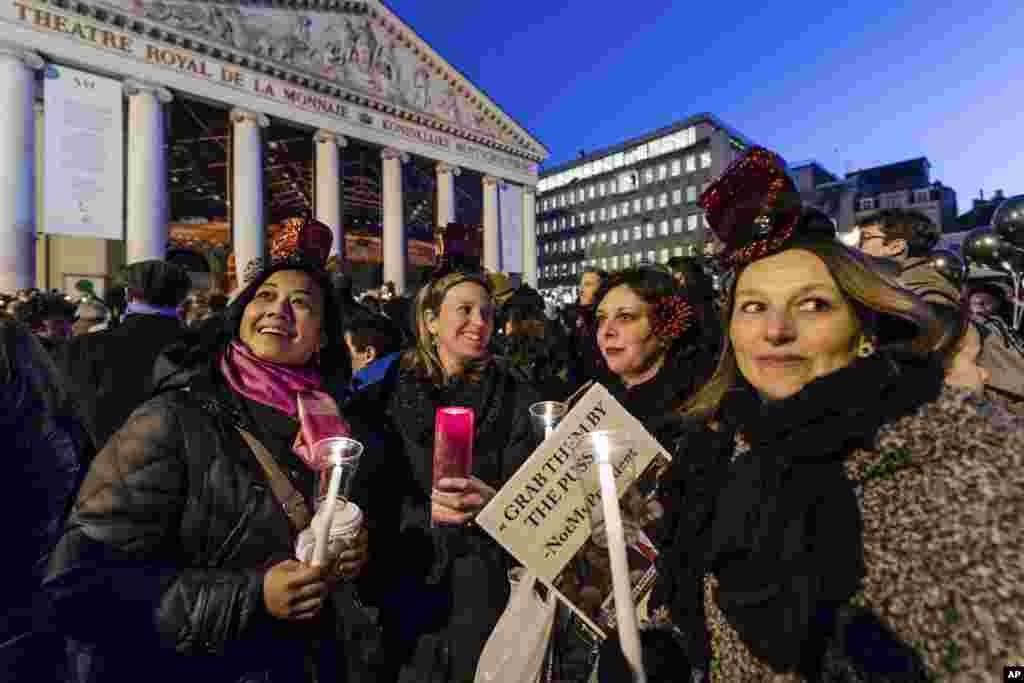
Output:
[388, 0, 1022, 211]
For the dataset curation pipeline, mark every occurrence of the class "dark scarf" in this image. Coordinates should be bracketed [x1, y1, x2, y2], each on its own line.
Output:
[389, 360, 524, 584]
[654, 353, 944, 674]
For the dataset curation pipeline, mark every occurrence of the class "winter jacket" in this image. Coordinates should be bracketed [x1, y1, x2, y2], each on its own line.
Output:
[43, 371, 354, 683]
[58, 313, 186, 451]
[386, 359, 542, 683]
[1, 323, 87, 682]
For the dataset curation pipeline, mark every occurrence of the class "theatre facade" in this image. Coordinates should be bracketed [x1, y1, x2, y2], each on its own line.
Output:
[0, 0, 547, 295]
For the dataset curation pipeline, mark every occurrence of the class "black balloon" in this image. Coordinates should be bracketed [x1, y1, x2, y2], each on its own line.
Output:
[992, 194, 1024, 248]
[962, 227, 1024, 275]
[928, 249, 968, 290]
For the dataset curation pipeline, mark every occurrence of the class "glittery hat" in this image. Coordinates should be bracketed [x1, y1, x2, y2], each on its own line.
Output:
[243, 214, 334, 284]
[699, 147, 828, 269]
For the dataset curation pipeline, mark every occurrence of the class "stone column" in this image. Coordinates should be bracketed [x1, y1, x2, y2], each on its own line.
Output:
[0, 42, 43, 292]
[314, 130, 347, 260]
[482, 175, 501, 272]
[435, 161, 461, 228]
[381, 147, 408, 294]
[521, 187, 537, 287]
[231, 108, 269, 280]
[124, 80, 173, 264]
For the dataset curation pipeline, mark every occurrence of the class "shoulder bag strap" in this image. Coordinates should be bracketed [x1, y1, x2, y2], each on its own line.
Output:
[235, 426, 313, 531]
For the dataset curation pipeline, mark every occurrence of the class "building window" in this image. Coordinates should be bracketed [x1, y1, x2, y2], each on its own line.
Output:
[687, 244, 696, 256]
[598, 232, 606, 243]
[659, 248, 670, 263]
[688, 214, 699, 231]
[644, 168, 654, 184]
[561, 217, 567, 229]
[588, 185, 596, 199]
[673, 246, 684, 257]
[700, 151, 712, 168]
[645, 196, 655, 211]
[914, 189, 931, 204]
[633, 225, 642, 240]
[659, 220, 669, 236]
[569, 238, 576, 251]
[623, 254, 632, 267]
[883, 196, 902, 209]
[609, 179, 617, 193]
[590, 234, 598, 246]
[599, 182, 606, 197]
[633, 198, 642, 212]
[635, 251, 643, 264]
[589, 210, 597, 223]
[859, 198, 875, 211]
[672, 189, 682, 204]
[621, 201, 629, 216]
[659, 193, 668, 208]
[621, 228, 630, 242]
[671, 159, 682, 176]
[647, 250, 656, 264]
[610, 231, 618, 245]
[599, 258, 608, 270]
[686, 155, 696, 172]
[658, 164, 668, 181]
[599, 207, 607, 221]
[645, 222, 655, 239]
[610, 255, 619, 270]
[577, 188, 585, 202]
[610, 204, 618, 219]
[673, 217, 683, 233]
[686, 185, 697, 203]
[560, 194, 567, 207]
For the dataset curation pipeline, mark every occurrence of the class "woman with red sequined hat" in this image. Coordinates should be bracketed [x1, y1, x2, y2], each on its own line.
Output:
[629, 147, 1024, 680]
[44, 214, 394, 683]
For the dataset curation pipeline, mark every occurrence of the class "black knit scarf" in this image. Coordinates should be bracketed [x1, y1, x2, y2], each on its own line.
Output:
[653, 353, 945, 673]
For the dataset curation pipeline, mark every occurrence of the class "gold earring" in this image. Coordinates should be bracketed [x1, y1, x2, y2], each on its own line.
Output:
[856, 335, 876, 358]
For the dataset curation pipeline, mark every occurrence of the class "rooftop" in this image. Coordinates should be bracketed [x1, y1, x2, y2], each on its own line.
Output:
[540, 112, 754, 177]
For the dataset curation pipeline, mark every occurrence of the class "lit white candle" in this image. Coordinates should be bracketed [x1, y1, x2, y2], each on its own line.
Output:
[594, 435, 647, 683]
[312, 461, 343, 567]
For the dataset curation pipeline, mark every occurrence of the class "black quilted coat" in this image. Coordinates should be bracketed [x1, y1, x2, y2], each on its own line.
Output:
[43, 372, 357, 683]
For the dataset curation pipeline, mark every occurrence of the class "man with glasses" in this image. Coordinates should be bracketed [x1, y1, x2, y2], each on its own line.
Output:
[854, 209, 959, 311]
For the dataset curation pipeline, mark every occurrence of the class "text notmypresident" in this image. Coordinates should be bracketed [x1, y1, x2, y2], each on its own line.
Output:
[476, 383, 669, 584]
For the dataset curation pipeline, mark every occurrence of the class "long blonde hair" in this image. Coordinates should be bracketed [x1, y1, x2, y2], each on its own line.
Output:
[683, 241, 947, 420]
[402, 271, 493, 385]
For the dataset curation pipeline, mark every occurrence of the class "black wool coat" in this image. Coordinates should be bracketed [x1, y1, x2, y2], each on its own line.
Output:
[386, 360, 542, 683]
[59, 314, 186, 452]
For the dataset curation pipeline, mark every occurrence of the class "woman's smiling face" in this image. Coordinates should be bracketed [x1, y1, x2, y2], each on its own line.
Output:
[427, 281, 494, 375]
[239, 270, 324, 367]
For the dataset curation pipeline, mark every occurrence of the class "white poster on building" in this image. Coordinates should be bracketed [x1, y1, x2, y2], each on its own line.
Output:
[499, 182, 522, 274]
[43, 65, 123, 240]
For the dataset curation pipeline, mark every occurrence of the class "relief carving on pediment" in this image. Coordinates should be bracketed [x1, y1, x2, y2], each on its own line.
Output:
[118, 1, 517, 147]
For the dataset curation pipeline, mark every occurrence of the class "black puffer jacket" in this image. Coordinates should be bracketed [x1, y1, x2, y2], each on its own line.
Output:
[43, 372, 350, 683]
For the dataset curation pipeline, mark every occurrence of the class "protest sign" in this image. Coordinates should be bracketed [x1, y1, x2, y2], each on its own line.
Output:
[476, 383, 672, 639]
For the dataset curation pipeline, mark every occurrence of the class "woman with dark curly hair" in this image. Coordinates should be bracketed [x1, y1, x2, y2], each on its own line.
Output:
[44, 218, 381, 683]
[592, 265, 719, 449]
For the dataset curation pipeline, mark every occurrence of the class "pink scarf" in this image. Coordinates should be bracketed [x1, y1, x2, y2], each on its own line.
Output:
[220, 340, 350, 470]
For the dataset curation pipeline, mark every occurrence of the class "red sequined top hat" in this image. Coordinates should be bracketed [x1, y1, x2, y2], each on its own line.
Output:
[243, 215, 334, 284]
[698, 147, 804, 269]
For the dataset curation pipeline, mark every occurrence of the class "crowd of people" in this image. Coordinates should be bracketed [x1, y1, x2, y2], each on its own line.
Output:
[3, 146, 1023, 683]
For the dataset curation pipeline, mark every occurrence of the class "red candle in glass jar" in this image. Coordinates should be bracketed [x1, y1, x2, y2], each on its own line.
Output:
[433, 407, 474, 485]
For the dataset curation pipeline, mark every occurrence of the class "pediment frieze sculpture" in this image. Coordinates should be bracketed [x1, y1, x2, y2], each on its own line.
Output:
[101, 0, 541, 158]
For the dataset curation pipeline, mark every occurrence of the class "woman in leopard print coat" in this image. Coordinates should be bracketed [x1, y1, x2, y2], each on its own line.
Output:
[643, 149, 1024, 682]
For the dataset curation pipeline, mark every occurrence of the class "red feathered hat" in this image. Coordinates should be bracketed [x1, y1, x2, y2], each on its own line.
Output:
[243, 214, 334, 284]
[698, 147, 804, 269]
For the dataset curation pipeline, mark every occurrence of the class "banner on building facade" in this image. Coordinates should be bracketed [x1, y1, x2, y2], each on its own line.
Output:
[498, 182, 523, 274]
[43, 65, 124, 240]
[476, 383, 672, 639]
